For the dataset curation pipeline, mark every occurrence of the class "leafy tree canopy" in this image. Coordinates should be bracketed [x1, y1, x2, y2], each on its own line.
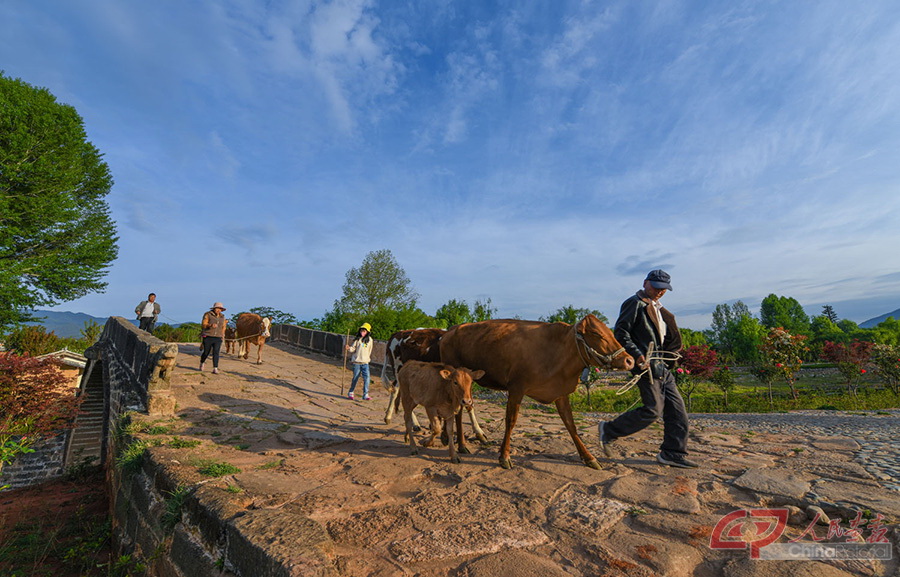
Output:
[0, 73, 118, 333]
[434, 297, 498, 327]
[338, 249, 419, 315]
[541, 305, 608, 325]
[759, 294, 810, 334]
[245, 306, 297, 326]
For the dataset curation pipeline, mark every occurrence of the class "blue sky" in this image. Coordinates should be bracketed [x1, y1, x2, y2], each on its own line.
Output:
[3, 1, 899, 330]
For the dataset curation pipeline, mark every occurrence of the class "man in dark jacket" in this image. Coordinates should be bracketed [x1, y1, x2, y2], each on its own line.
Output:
[598, 270, 697, 468]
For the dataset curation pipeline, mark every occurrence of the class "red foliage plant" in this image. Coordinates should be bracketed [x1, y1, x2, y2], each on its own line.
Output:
[680, 344, 720, 379]
[0, 352, 83, 463]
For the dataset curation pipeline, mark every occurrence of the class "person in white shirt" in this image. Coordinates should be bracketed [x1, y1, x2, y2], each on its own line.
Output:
[345, 322, 374, 400]
[135, 293, 161, 334]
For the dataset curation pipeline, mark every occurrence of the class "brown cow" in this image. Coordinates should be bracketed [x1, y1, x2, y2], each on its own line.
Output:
[398, 360, 484, 463]
[224, 326, 236, 355]
[235, 313, 271, 364]
[440, 314, 634, 469]
[381, 328, 489, 445]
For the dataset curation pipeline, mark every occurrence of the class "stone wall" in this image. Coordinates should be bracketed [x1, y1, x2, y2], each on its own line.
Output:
[85, 316, 179, 418]
[0, 434, 69, 489]
[108, 434, 334, 577]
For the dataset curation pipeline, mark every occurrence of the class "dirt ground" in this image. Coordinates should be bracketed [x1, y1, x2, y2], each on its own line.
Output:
[0, 469, 110, 576]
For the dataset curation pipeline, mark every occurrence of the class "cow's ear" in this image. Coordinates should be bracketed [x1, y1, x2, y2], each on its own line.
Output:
[439, 369, 452, 380]
[470, 370, 485, 381]
[576, 316, 589, 332]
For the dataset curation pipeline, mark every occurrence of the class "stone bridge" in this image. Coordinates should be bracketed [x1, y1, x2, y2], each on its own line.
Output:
[44, 318, 900, 576]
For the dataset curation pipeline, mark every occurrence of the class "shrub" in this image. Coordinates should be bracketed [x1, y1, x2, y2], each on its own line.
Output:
[0, 352, 83, 472]
[821, 340, 874, 395]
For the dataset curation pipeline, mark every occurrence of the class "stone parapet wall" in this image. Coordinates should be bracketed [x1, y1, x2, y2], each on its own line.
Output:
[109, 430, 334, 577]
[85, 316, 178, 417]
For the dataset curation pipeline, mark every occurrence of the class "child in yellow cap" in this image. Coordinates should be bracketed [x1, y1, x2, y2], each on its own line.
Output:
[345, 323, 373, 400]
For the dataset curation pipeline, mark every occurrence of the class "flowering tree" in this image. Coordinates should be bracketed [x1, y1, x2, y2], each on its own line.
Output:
[0, 352, 83, 478]
[821, 340, 874, 395]
[868, 344, 899, 396]
[758, 327, 808, 400]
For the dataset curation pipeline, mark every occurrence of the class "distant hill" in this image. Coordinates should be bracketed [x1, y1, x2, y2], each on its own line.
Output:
[25, 310, 117, 338]
[860, 308, 900, 328]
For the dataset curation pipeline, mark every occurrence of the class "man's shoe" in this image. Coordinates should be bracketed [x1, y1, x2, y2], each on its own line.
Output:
[363, 395, 371, 400]
[597, 421, 614, 459]
[200, 362, 205, 371]
[657, 453, 699, 469]
[212, 367, 219, 374]
[347, 392, 354, 400]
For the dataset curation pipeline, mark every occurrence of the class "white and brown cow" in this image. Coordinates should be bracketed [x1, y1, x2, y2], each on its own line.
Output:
[235, 313, 271, 364]
[381, 328, 489, 447]
[398, 360, 484, 463]
[381, 328, 445, 427]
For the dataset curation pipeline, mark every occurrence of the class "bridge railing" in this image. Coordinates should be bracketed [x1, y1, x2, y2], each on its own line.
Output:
[270, 323, 388, 375]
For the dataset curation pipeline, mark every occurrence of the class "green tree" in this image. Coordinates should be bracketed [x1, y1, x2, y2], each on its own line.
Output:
[809, 315, 846, 356]
[821, 305, 838, 324]
[680, 328, 709, 348]
[709, 301, 752, 358]
[338, 249, 419, 315]
[434, 299, 473, 327]
[472, 298, 498, 322]
[869, 317, 900, 346]
[248, 306, 298, 326]
[541, 305, 608, 325]
[711, 301, 764, 364]
[0, 73, 118, 333]
[759, 294, 810, 335]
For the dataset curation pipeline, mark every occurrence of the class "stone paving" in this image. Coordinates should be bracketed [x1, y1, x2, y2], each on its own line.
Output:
[688, 412, 900, 493]
[136, 341, 899, 577]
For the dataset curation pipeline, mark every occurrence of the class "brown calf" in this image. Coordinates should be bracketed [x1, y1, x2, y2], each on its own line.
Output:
[398, 360, 484, 463]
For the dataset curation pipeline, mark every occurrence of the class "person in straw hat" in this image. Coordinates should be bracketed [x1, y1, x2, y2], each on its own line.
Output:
[345, 322, 374, 400]
[200, 302, 228, 374]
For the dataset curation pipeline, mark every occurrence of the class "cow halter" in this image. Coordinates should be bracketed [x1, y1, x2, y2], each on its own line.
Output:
[574, 330, 627, 369]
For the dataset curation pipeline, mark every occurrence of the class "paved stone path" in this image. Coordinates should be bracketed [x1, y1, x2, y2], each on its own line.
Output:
[688, 412, 900, 493]
[138, 341, 898, 577]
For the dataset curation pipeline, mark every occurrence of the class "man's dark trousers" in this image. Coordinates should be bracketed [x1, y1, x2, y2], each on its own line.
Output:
[139, 317, 155, 333]
[605, 368, 689, 457]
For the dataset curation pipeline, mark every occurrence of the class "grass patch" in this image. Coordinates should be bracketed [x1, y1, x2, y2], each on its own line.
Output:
[161, 487, 191, 533]
[196, 460, 242, 477]
[116, 439, 149, 475]
[167, 437, 202, 449]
